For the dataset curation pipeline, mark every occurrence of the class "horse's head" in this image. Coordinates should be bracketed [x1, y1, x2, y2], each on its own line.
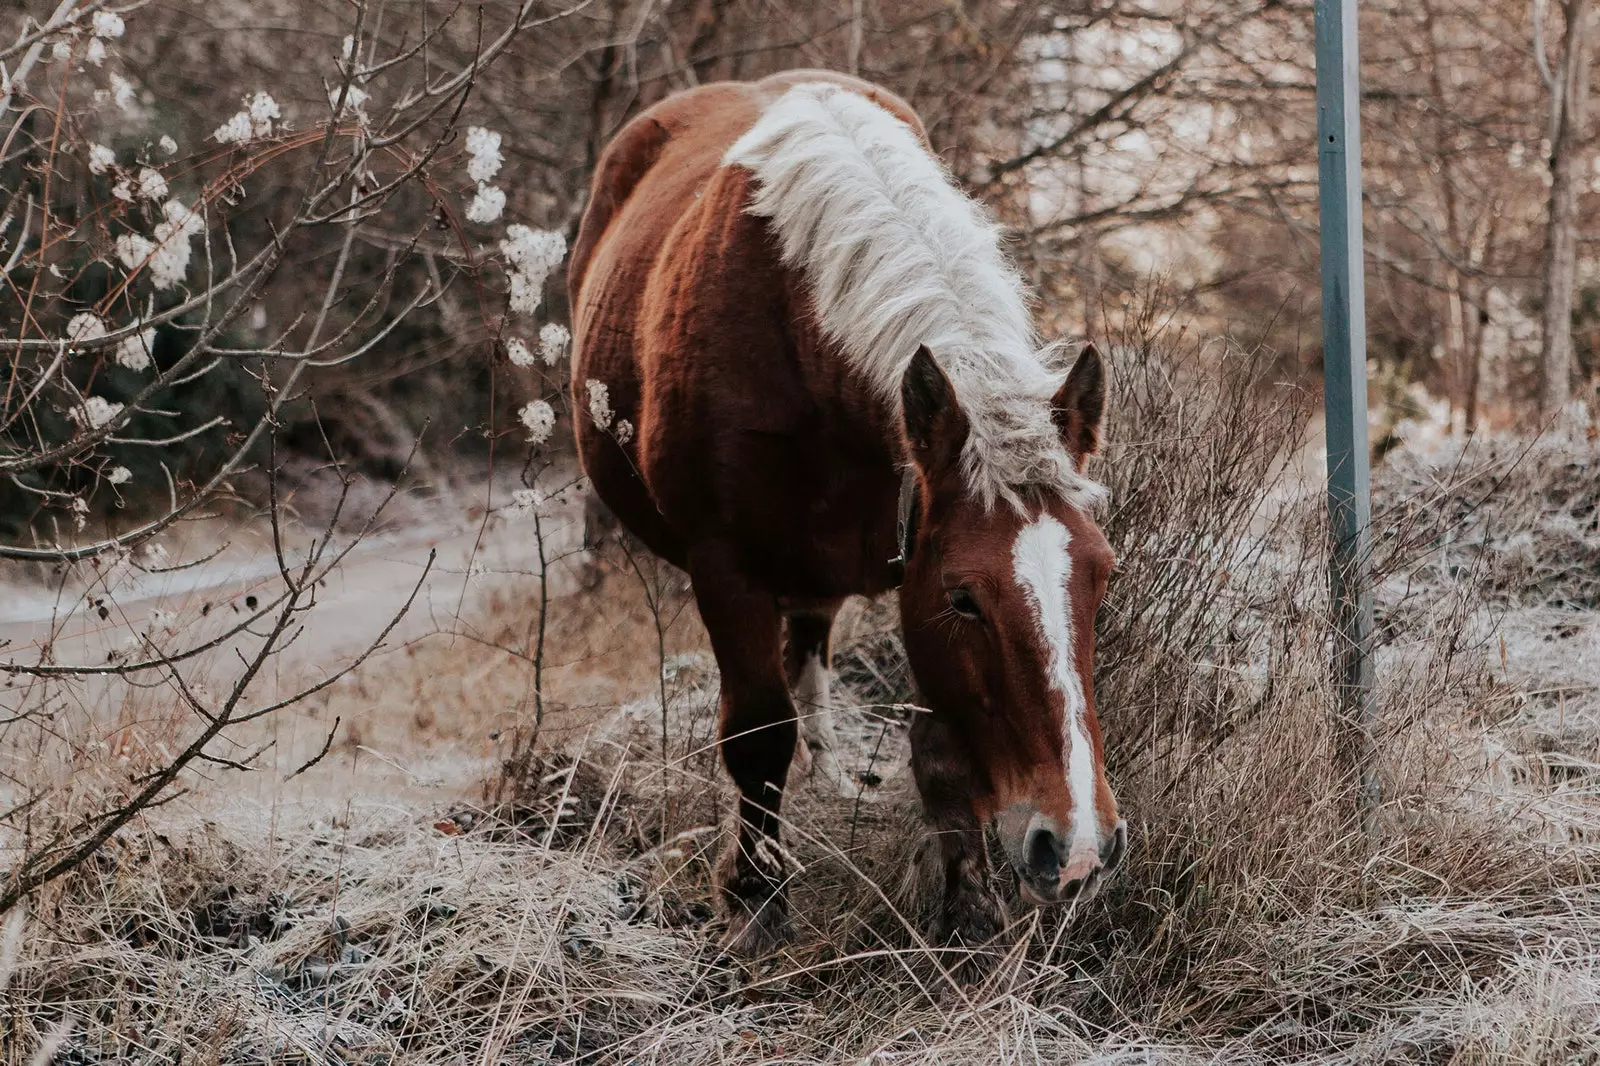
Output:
[896, 344, 1124, 907]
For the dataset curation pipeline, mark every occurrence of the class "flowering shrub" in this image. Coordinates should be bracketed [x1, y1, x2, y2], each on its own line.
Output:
[0, 0, 576, 547]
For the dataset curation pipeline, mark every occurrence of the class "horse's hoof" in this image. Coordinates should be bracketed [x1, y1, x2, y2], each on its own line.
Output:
[714, 840, 794, 959]
[721, 895, 794, 958]
[934, 885, 1007, 982]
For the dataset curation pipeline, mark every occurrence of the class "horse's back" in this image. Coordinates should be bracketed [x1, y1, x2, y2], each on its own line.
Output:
[569, 72, 921, 577]
[569, 72, 920, 312]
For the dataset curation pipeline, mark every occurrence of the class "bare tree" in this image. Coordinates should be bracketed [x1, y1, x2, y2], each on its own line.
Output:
[1536, 0, 1594, 422]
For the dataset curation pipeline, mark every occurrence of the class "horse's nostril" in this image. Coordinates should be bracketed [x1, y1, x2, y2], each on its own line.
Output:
[1100, 821, 1128, 872]
[1024, 824, 1062, 882]
[1059, 869, 1098, 902]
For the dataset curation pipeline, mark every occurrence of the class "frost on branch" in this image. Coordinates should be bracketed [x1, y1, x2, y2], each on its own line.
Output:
[501, 226, 566, 316]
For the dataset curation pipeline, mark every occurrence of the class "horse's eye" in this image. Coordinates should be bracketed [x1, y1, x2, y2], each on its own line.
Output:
[946, 587, 982, 619]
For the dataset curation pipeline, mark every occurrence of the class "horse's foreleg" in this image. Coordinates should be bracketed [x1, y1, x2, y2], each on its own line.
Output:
[908, 713, 1006, 980]
[783, 605, 854, 796]
[691, 549, 797, 957]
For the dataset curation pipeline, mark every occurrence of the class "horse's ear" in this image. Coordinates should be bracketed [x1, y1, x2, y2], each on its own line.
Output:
[901, 345, 968, 477]
[1051, 343, 1106, 468]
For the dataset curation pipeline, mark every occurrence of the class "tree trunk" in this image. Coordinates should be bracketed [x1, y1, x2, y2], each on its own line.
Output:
[1538, 0, 1593, 424]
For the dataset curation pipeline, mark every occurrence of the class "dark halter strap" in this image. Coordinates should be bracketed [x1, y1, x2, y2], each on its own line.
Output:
[888, 464, 920, 589]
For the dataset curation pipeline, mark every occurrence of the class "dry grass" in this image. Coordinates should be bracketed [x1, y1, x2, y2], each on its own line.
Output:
[5, 335, 1600, 1065]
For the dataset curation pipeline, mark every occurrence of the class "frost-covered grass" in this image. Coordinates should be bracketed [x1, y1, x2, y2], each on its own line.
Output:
[6, 339, 1600, 1064]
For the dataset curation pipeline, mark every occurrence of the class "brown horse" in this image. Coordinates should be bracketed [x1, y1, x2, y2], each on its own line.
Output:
[569, 71, 1124, 959]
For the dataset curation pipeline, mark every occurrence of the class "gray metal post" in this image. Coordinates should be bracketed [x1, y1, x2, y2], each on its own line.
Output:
[1314, 0, 1378, 822]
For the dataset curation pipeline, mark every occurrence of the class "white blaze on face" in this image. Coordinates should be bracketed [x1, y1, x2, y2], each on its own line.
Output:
[1012, 512, 1099, 855]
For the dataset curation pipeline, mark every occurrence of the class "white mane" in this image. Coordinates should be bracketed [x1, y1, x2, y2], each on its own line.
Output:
[723, 82, 1105, 511]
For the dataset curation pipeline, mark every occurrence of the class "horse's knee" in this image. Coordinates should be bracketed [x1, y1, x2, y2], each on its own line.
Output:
[719, 683, 798, 799]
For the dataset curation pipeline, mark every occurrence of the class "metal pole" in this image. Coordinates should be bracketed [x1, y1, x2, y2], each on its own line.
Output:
[1314, 0, 1378, 826]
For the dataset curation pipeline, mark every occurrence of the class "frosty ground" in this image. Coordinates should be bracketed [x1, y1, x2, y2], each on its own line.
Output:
[4, 400, 1600, 1064]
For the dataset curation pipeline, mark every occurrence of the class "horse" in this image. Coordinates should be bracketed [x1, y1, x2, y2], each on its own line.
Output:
[568, 70, 1124, 959]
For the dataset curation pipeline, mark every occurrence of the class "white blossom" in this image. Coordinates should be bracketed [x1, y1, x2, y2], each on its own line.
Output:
[328, 83, 369, 119]
[614, 418, 634, 446]
[465, 126, 503, 184]
[159, 135, 178, 156]
[503, 486, 543, 519]
[111, 179, 133, 201]
[212, 112, 252, 144]
[539, 322, 570, 365]
[115, 200, 204, 290]
[163, 199, 204, 236]
[106, 466, 132, 485]
[466, 184, 505, 224]
[109, 73, 135, 111]
[115, 327, 155, 371]
[519, 399, 555, 444]
[505, 336, 535, 367]
[249, 92, 280, 125]
[66, 312, 106, 345]
[92, 12, 126, 38]
[52, 39, 73, 62]
[214, 92, 281, 144]
[114, 233, 153, 272]
[85, 37, 106, 66]
[134, 168, 167, 201]
[586, 379, 613, 430]
[73, 396, 124, 430]
[500, 226, 566, 316]
[88, 143, 116, 174]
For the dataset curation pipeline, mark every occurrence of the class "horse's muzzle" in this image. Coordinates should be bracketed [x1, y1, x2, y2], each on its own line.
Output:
[999, 807, 1128, 906]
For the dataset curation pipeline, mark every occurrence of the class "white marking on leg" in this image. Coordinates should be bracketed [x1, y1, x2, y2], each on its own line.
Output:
[794, 649, 855, 797]
[1012, 513, 1099, 857]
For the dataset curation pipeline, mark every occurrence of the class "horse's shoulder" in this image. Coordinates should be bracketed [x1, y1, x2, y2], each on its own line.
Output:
[570, 86, 762, 299]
